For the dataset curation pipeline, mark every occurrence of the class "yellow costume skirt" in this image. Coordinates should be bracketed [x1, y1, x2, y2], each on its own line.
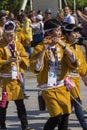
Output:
[42, 85, 71, 117]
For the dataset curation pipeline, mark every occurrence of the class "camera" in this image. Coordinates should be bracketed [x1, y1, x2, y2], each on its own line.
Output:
[77, 37, 84, 45]
[77, 37, 87, 47]
[71, 37, 87, 47]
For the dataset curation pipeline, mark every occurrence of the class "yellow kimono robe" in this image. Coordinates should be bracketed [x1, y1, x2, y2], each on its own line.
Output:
[0, 26, 3, 40]
[0, 40, 29, 101]
[22, 18, 33, 46]
[16, 31, 31, 47]
[30, 41, 77, 117]
[69, 44, 87, 100]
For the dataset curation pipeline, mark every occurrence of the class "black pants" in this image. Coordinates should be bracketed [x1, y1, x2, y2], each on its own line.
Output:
[43, 114, 69, 130]
[58, 114, 69, 130]
[43, 114, 62, 130]
[0, 99, 28, 128]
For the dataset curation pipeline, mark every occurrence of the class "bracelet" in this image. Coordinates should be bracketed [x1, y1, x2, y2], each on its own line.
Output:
[62, 45, 66, 50]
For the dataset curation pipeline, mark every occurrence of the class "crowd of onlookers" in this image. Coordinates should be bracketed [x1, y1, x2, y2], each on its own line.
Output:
[0, 6, 87, 57]
[0, 6, 87, 58]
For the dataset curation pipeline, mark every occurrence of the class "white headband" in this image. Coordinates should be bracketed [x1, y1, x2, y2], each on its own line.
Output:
[63, 26, 80, 32]
[3, 20, 16, 33]
[45, 26, 61, 32]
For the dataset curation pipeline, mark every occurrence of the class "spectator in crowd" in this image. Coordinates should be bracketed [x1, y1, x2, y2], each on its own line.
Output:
[63, 23, 87, 130]
[30, 19, 78, 130]
[0, 10, 7, 40]
[8, 12, 15, 21]
[17, 10, 24, 27]
[77, 8, 87, 61]
[43, 8, 52, 23]
[77, 8, 87, 37]
[37, 10, 43, 16]
[57, 11, 64, 24]
[30, 14, 44, 35]
[78, 5, 87, 84]
[28, 10, 36, 23]
[0, 20, 34, 130]
[63, 6, 76, 24]
[30, 14, 44, 47]
[72, 10, 79, 25]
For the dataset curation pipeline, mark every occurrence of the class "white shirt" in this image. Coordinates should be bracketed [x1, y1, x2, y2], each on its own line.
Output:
[64, 14, 75, 24]
[30, 21, 44, 35]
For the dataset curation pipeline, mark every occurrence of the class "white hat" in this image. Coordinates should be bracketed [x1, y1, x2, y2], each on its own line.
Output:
[3, 20, 16, 33]
[36, 14, 43, 21]
[84, 7, 87, 11]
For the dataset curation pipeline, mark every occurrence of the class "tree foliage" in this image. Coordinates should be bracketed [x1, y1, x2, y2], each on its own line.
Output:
[7, 0, 23, 13]
[0, 0, 30, 14]
[0, 0, 87, 14]
[66, 0, 87, 10]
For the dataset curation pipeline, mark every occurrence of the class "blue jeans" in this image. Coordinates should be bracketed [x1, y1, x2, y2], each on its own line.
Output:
[71, 98, 87, 130]
[24, 46, 32, 58]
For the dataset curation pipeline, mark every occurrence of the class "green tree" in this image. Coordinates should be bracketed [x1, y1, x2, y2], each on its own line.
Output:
[0, 0, 26, 14]
[7, 0, 23, 14]
[1, 0, 87, 14]
[0, 0, 30, 14]
[0, 0, 8, 10]
[66, 0, 87, 10]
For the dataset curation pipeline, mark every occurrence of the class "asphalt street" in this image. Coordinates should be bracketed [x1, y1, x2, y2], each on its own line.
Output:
[5, 71, 87, 130]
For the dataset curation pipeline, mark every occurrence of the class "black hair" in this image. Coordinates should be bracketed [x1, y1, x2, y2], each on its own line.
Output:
[5, 23, 14, 31]
[62, 24, 82, 35]
[3, 21, 16, 32]
[44, 19, 61, 31]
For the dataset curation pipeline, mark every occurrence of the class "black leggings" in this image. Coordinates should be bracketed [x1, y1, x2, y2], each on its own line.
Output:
[43, 114, 62, 130]
[0, 99, 27, 127]
[58, 114, 69, 130]
[43, 114, 69, 130]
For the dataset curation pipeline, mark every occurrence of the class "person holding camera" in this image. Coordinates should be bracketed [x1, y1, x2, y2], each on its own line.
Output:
[77, 8, 87, 61]
[30, 19, 78, 130]
[63, 23, 87, 130]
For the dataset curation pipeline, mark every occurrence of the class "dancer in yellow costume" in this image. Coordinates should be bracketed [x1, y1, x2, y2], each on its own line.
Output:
[30, 19, 78, 130]
[22, 13, 33, 58]
[12, 20, 31, 99]
[0, 20, 34, 130]
[63, 23, 87, 130]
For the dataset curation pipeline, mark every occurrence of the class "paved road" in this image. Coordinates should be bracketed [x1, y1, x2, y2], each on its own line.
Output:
[6, 71, 87, 130]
